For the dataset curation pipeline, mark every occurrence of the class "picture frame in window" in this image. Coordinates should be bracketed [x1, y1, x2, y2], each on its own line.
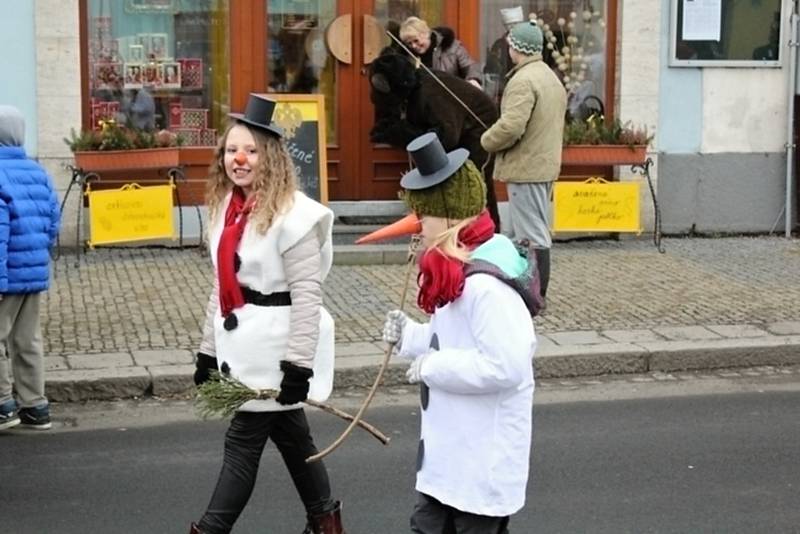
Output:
[124, 63, 144, 89]
[143, 63, 164, 87]
[129, 44, 145, 64]
[93, 62, 123, 91]
[178, 58, 203, 89]
[162, 62, 181, 89]
[149, 33, 169, 60]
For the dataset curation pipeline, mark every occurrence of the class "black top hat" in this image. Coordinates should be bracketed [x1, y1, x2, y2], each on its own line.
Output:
[400, 133, 470, 190]
[228, 93, 284, 138]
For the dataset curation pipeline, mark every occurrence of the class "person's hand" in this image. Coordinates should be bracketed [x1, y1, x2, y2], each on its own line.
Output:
[276, 361, 314, 405]
[405, 353, 430, 384]
[468, 79, 482, 89]
[193, 352, 218, 386]
[382, 310, 408, 345]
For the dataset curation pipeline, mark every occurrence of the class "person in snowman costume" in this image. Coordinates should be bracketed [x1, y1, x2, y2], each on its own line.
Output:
[379, 132, 541, 533]
[191, 93, 345, 534]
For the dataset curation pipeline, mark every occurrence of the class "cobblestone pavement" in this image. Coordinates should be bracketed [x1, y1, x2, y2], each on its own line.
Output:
[43, 236, 800, 356]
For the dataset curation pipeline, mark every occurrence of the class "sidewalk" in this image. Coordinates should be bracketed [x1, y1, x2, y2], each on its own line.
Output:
[41, 236, 800, 402]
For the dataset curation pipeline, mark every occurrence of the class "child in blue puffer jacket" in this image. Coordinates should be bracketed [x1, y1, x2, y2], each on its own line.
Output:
[0, 105, 60, 431]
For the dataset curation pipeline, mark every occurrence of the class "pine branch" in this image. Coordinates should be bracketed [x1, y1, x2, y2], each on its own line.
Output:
[195, 372, 389, 445]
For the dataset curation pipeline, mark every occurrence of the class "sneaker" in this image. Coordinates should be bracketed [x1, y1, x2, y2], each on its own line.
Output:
[0, 399, 20, 430]
[18, 404, 51, 430]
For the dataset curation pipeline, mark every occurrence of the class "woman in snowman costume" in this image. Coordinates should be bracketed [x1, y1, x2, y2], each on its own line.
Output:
[191, 94, 345, 534]
[379, 132, 541, 533]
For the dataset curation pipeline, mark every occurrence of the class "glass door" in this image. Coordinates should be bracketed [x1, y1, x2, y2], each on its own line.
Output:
[265, 0, 447, 200]
[360, 0, 446, 200]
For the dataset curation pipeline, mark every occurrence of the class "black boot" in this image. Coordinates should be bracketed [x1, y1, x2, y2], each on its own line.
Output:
[536, 248, 551, 301]
[302, 501, 345, 534]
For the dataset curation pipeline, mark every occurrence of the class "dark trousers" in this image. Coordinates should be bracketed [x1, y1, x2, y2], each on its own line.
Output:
[410, 492, 510, 534]
[198, 409, 334, 534]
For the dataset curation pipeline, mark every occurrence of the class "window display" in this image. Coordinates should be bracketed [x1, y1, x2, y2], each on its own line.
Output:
[86, 0, 229, 146]
[479, 1, 607, 122]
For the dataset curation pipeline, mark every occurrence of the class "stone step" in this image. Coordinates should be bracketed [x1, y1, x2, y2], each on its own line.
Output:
[332, 243, 410, 265]
[332, 223, 411, 246]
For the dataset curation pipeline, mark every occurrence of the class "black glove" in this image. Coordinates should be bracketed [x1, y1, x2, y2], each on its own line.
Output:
[275, 360, 314, 405]
[193, 352, 218, 386]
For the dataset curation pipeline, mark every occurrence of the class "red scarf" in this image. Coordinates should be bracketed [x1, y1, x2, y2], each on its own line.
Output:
[416, 210, 496, 314]
[217, 187, 253, 318]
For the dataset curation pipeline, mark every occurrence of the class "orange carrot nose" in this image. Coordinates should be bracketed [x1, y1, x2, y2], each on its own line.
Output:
[356, 213, 421, 244]
[234, 152, 248, 165]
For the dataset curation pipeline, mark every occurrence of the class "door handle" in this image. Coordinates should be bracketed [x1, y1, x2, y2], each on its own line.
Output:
[363, 14, 387, 65]
[326, 14, 352, 64]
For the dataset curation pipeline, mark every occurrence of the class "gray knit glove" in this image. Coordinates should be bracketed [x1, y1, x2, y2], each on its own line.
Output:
[382, 309, 408, 347]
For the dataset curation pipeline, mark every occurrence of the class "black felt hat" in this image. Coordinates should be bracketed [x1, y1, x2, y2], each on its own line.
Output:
[399, 132, 469, 190]
[228, 93, 284, 138]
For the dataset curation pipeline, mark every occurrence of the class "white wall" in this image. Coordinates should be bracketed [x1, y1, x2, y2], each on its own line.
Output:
[701, 68, 788, 153]
[34, 0, 83, 246]
[618, 0, 662, 233]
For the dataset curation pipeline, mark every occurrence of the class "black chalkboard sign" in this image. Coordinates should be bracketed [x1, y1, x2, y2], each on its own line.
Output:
[670, 0, 783, 67]
[264, 94, 328, 203]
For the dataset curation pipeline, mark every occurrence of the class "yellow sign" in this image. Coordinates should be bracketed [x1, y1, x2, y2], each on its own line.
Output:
[553, 177, 642, 233]
[86, 183, 175, 246]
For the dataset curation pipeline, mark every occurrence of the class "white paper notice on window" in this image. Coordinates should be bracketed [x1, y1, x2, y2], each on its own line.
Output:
[682, 0, 721, 41]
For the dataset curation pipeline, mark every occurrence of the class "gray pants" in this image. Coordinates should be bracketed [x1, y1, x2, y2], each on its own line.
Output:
[507, 181, 553, 249]
[0, 293, 47, 408]
[410, 492, 510, 533]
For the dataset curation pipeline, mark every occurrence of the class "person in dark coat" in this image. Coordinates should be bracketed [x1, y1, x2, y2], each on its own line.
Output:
[0, 105, 60, 432]
[399, 17, 482, 88]
[369, 48, 501, 229]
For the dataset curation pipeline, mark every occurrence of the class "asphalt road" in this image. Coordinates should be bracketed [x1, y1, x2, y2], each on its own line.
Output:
[2, 376, 800, 534]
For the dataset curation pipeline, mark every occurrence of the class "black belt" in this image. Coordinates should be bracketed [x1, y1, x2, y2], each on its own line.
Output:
[241, 286, 291, 307]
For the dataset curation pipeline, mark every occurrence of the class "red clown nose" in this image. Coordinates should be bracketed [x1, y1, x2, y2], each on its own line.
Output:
[234, 152, 248, 165]
[355, 213, 422, 244]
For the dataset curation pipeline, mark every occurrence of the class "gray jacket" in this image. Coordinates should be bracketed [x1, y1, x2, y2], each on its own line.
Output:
[429, 27, 482, 83]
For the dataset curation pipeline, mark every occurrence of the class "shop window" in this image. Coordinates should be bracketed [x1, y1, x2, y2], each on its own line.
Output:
[265, 1, 337, 141]
[479, 1, 607, 122]
[86, 0, 230, 146]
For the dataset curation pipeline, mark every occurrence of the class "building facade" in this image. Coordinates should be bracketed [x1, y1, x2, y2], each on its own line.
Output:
[5, 0, 796, 246]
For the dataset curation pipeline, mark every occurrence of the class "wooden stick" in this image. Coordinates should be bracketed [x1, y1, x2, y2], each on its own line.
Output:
[255, 389, 390, 445]
[306, 236, 421, 463]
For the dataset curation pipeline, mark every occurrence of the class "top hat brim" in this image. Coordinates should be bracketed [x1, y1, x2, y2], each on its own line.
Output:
[400, 148, 470, 190]
[228, 113, 284, 138]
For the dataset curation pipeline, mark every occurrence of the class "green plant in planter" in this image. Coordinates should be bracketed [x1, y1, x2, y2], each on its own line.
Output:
[563, 115, 653, 148]
[64, 119, 183, 152]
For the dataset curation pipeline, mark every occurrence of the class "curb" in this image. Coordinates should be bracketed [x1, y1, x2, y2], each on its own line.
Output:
[43, 335, 800, 403]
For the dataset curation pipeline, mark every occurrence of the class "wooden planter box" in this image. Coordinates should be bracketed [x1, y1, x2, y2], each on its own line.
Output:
[73, 147, 181, 172]
[561, 145, 647, 166]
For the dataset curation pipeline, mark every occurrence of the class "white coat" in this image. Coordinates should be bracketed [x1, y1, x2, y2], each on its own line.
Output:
[399, 273, 536, 517]
[208, 191, 335, 412]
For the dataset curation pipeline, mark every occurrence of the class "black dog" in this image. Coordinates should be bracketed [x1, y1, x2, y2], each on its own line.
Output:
[369, 48, 501, 229]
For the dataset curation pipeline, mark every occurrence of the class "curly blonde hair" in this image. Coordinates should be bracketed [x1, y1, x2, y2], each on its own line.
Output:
[206, 122, 297, 234]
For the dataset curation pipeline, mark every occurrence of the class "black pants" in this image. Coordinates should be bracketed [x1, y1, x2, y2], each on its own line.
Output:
[198, 409, 334, 533]
[410, 492, 510, 534]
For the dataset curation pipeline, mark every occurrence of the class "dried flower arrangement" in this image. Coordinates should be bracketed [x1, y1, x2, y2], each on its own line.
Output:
[64, 119, 183, 152]
[534, 8, 606, 98]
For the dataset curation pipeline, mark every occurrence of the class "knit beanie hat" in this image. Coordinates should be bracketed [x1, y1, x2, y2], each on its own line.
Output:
[0, 105, 25, 147]
[508, 21, 544, 55]
[400, 159, 486, 220]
